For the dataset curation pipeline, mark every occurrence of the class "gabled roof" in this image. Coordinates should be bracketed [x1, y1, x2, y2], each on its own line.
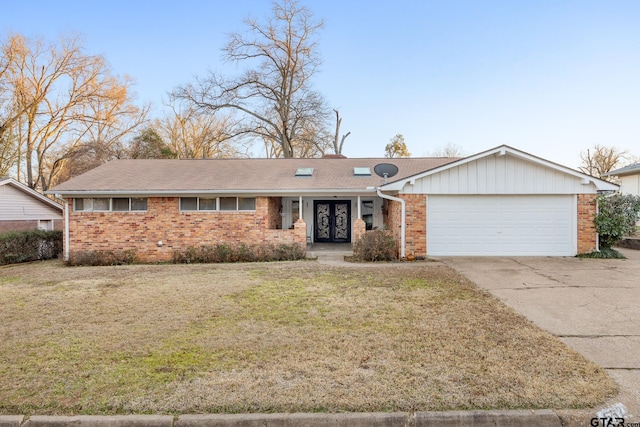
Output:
[380, 145, 619, 192]
[47, 157, 458, 196]
[0, 177, 63, 211]
[602, 162, 640, 177]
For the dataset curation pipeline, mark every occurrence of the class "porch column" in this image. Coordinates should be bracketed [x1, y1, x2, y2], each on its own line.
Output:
[299, 195, 303, 220]
[357, 195, 361, 218]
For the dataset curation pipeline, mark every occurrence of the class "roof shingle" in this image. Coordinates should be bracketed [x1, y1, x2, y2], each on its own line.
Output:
[49, 157, 457, 194]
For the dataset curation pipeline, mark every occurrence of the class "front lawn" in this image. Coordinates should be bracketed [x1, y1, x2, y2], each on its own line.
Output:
[0, 260, 616, 415]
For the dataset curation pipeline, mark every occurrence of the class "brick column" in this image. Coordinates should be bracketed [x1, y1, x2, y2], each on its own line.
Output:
[577, 194, 597, 254]
[352, 218, 366, 243]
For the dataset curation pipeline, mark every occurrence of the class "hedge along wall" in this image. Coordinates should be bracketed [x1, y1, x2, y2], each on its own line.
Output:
[0, 229, 62, 265]
[67, 197, 306, 263]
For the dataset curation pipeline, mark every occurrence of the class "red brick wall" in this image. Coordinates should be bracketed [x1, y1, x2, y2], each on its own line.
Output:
[352, 218, 366, 242]
[577, 194, 597, 254]
[267, 197, 283, 230]
[67, 196, 306, 262]
[0, 219, 63, 232]
[0, 220, 39, 232]
[401, 194, 427, 258]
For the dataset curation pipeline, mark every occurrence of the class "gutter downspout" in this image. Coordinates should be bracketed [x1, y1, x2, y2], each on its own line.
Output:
[63, 197, 69, 261]
[376, 188, 406, 259]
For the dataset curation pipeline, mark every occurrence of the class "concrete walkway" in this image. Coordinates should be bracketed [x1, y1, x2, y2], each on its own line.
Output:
[439, 248, 640, 418]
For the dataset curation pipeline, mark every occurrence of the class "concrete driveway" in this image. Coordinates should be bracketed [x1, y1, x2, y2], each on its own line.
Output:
[439, 248, 640, 417]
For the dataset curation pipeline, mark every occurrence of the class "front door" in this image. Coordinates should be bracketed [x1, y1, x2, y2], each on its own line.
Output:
[314, 200, 351, 243]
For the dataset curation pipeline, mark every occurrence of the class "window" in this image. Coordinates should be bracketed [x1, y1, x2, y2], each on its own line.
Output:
[38, 220, 53, 231]
[219, 197, 237, 211]
[73, 198, 148, 212]
[93, 198, 110, 211]
[131, 198, 148, 211]
[180, 197, 256, 212]
[291, 200, 300, 224]
[238, 197, 255, 211]
[199, 198, 216, 211]
[74, 198, 88, 211]
[354, 167, 371, 176]
[362, 200, 374, 230]
[112, 198, 130, 211]
[180, 197, 198, 211]
[295, 167, 314, 177]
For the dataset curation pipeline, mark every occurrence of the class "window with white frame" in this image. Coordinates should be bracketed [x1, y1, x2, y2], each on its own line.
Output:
[74, 198, 148, 212]
[180, 197, 256, 212]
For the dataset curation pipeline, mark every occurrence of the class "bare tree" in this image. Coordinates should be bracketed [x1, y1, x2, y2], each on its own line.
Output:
[426, 142, 466, 157]
[173, 0, 330, 158]
[2, 33, 147, 189]
[579, 145, 631, 180]
[158, 103, 247, 159]
[385, 134, 410, 158]
[332, 109, 350, 155]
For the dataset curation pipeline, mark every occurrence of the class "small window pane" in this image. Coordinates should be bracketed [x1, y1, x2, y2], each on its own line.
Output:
[131, 198, 147, 211]
[181, 197, 197, 211]
[199, 198, 216, 211]
[238, 197, 255, 211]
[220, 197, 237, 211]
[75, 198, 85, 211]
[93, 198, 110, 211]
[113, 198, 130, 211]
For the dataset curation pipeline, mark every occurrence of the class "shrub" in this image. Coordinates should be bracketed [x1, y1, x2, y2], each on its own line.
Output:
[576, 248, 626, 259]
[173, 242, 306, 264]
[66, 249, 138, 266]
[352, 229, 398, 262]
[595, 193, 640, 250]
[0, 229, 62, 265]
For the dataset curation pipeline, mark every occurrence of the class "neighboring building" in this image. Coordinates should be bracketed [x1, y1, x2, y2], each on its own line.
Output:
[602, 162, 640, 196]
[47, 145, 618, 262]
[0, 177, 63, 233]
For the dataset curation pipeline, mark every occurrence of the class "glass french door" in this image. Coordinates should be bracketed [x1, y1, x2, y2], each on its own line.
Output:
[314, 201, 351, 243]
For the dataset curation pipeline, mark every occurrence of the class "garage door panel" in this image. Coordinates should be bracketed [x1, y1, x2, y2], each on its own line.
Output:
[427, 195, 575, 256]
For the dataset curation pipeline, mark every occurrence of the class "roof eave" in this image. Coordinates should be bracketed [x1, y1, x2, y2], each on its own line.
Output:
[47, 188, 381, 197]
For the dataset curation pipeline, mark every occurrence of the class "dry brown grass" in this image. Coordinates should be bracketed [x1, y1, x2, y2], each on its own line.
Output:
[0, 259, 616, 415]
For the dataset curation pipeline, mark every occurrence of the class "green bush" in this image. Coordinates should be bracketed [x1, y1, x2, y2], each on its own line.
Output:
[352, 229, 398, 262]
[173, 242, 306, 264]
[595, 193, 640, 249]
[66, 249, 138, 266]
[576, 248, 626, 259]
[0, 229, 62, 265]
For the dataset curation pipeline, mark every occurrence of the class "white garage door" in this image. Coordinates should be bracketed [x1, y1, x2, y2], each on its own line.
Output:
[427, 195, 576, 256]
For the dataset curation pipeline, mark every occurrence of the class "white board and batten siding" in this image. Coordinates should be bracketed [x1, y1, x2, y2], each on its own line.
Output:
[397, 153, 594, 257]
[402, 154, 598, 195]
[0, 183, 62, 221]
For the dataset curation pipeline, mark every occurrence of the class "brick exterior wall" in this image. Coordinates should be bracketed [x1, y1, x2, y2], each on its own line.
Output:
[0, 219, 63, 232]
[401, 194, 427, 258]
[352, 218, 366, 243]
[267, 197, 283, 230]
[67, 196, 306, 262]
[0, 220, 39, 232]
[577, 194, 598, 254]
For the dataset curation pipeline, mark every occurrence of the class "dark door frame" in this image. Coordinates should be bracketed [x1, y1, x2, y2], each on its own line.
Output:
[313, 200, 351, 243]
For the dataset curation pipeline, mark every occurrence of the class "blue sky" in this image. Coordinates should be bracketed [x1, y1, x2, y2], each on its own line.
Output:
[2, 0, 639, 168]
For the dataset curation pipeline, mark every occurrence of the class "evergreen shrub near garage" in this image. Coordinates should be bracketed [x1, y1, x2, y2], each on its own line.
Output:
[578, 193, 640, 259]
[0, 229, 62, 265]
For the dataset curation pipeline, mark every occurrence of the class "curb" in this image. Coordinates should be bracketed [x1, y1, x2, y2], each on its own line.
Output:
[0, 410, 564, 426]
